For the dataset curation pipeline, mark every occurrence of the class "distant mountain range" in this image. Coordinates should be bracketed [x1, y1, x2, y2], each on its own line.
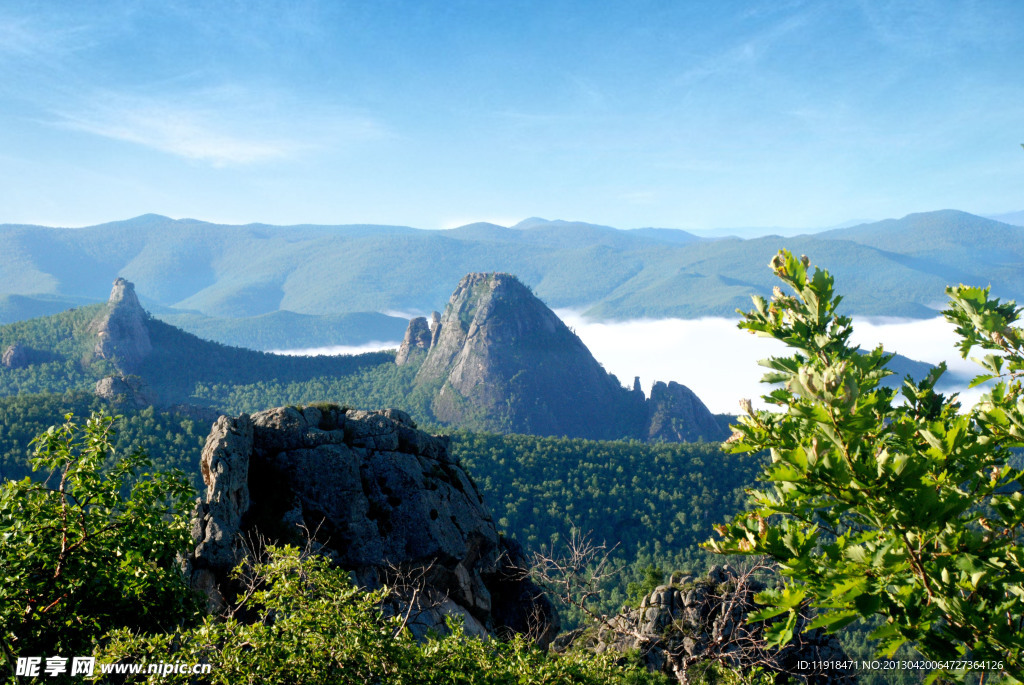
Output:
[1, 209, 1022, 348]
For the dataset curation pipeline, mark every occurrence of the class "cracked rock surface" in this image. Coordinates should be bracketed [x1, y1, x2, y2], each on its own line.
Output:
[187, 404, 559, 646]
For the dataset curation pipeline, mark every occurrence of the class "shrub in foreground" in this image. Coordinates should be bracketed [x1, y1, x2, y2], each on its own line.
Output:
[0, 413, 196, 670]
[708, 250, 1024, 680]
[99, 544, 668, 684]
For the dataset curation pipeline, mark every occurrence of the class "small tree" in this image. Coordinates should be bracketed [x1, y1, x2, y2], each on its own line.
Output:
[706, 250, 1024, 680]
[0, 412, 197, 666]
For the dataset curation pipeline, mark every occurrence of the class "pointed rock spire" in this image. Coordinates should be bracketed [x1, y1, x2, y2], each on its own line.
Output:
[395, 316, 432, 366]
[88, 277, 152, 373]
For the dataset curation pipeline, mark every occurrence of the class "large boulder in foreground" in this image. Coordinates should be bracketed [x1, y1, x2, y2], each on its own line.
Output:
[187, 404, 559, 646]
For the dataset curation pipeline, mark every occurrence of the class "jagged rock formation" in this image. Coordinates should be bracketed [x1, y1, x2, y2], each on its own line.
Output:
[94, 375, 155, 409]
[411, 273, 645, 439]
[0, 343, 52, 369]
[187, 404, 559, 646]
[429, 311, 442, 346]
[646, 381, 724, 443]
[88, 278, 152, 373]
[564, 565, 851, 683]
[2, 344, 30, 369]
[402, 272, 726, 442]
[395, 316, 432, 365]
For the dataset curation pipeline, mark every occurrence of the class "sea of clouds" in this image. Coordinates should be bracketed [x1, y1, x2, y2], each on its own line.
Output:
[555, 312, 986, 414]
[273, 315, 991, 415]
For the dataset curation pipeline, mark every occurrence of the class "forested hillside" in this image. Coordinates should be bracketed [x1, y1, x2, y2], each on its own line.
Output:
[452, 431, 762, 624]
[0, 303, 396, 403]
[0, 389, 753, 626]
[0, 392, 209, 483]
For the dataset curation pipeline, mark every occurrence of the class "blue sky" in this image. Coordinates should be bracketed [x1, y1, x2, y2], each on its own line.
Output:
[1, 1, 1021, 230]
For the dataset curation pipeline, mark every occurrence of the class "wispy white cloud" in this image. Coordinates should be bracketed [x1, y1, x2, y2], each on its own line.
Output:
[673, 7, 815, 87]
[58, 105, 292, 165]
[0, 13, 95, 61]
[856, 0, 1002, 53]
[382, 309, 426, 320]
[52, 89, 389, 166]
[0, 16, 48, 57]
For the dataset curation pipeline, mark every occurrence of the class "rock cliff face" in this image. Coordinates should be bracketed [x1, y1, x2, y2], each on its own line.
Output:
[94, 375, 155, 409]
[88, 278, 152, 373]
[401, 272, 725, 442]
[412, 273, 644, 439]
[187, 404, 559, 646]
[395, 316, 431, 365]
[2, 344, 30, 369]
[646, 382, 724, 443]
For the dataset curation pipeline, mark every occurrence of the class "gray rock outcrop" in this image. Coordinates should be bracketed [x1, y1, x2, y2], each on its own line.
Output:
[187, 404, 559, 646]
[88, 278, 152, 373]
[399, 272, 726, 442]
[94, 375, 155, 409]
[2, 344, 30, 369]
[413, 273, 644, 439]
[567, 565, 851, 683]
[646, 381, 726, 442]
[395, 316, 432, 366]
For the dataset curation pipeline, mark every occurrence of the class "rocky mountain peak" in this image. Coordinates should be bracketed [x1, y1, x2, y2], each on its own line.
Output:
[109, 276, 142, 307]
[88, 277, 152, 373]
[395, 316, 431, 366]
[412, 272, 642, 438]
[646, 381, 723, 443]
[400, 272, 727, 443]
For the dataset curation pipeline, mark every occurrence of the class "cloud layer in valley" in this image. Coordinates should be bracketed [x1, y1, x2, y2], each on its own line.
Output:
[557, 312, 986, 415]
[276, 314, 991, 416]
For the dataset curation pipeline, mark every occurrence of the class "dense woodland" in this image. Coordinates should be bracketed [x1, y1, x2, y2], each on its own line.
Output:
[0, 391, 757, 621]
[0, 393, 926, 681]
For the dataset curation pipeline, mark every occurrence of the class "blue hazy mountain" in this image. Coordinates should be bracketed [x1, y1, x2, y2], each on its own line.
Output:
[1, 210, 1020, 337]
